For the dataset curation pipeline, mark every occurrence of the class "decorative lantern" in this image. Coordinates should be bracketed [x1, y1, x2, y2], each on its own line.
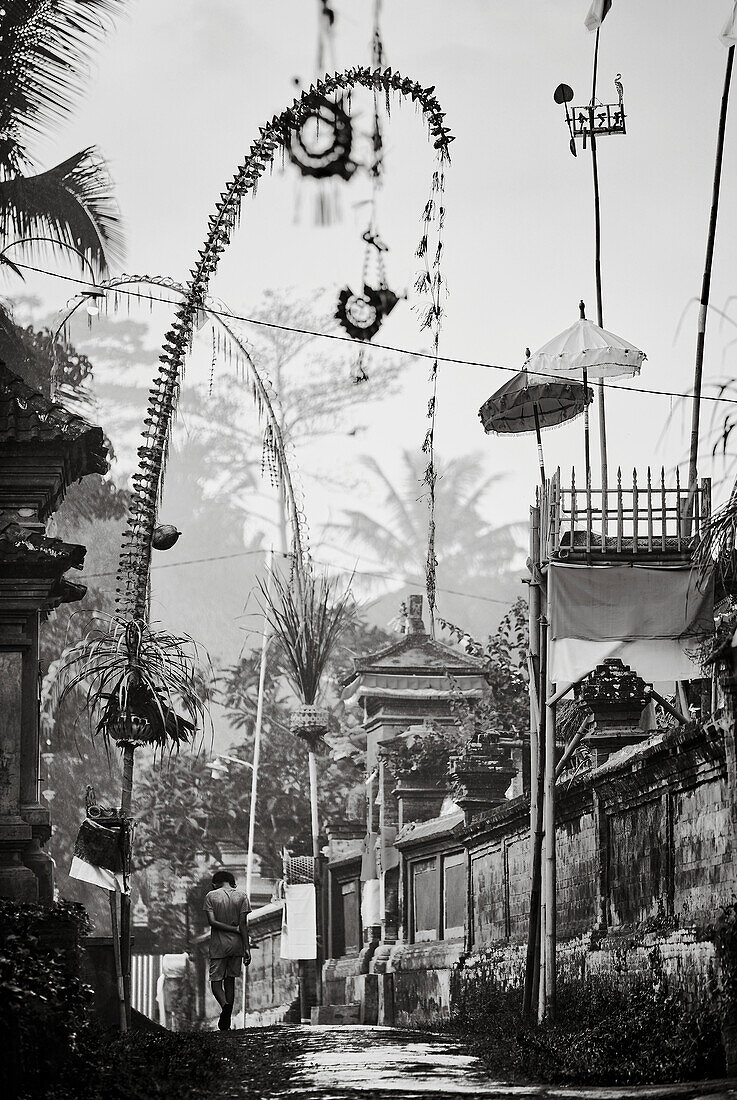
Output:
[290, 703, 329, 748]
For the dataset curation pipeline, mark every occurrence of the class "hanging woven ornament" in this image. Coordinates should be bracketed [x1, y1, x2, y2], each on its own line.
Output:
[289, 96, 357, 181]
[335, 283, 399, 341]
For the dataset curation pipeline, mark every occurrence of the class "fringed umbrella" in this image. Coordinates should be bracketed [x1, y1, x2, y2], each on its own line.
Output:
[527, 301, 645, 483]
[479, 358, 593, 485]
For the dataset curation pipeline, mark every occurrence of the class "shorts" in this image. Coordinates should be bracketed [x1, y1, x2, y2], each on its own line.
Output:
[208, 956, 242, 981]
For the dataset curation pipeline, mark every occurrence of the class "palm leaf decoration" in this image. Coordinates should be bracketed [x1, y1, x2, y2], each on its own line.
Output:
[54, 616, 209, 750]
[0, 1, 125, 276]
[258, 569, 355, 708]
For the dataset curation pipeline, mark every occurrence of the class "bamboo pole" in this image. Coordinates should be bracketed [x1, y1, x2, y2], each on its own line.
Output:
[242, 548, 273, 1027]
[590, 29, 608, 497]
[119, 743, 134, 1029]
[688, 45, 735, 499]
[309, 748, 323, 1008]
[525, 609, 546, 1018]
[542, 621, 556, 1021]
[523, 507, 542, 1016]
[109, 890, 127, 1031]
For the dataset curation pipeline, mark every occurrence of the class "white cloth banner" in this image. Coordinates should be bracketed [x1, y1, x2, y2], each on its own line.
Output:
[549, 637, 702, 686]
[69, 855, 126, 893]
[721, 2, 737, 46]
[280, 883, 316, 960]
[361, 878, 381, 928]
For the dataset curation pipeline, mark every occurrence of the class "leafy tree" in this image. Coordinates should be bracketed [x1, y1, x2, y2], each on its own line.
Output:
[0, 1, 125, 278]
[134, 613, 392, 880]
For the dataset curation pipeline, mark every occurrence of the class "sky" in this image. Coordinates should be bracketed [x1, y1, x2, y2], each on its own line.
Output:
[15, 0, 737, 668]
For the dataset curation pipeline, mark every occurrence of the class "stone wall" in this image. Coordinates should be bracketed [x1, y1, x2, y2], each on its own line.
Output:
[399, 722, 733, 1026]
[247, 722, 735, 1029]
[246, 902, 300, 1023]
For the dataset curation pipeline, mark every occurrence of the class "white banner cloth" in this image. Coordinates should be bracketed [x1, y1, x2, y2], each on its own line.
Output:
[280, 883, 316, 960]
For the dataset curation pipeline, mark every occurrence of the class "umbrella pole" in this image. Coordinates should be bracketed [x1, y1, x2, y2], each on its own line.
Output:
[582, 366, 591, 485]
[533, 404, 546, 485]
[688, 44, 735, 503]
[590, 28, 608, 496]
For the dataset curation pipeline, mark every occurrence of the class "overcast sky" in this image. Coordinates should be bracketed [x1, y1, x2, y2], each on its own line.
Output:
[18, 1, 737, 640]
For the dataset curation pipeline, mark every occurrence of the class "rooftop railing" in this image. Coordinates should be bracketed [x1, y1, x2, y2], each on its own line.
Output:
[540, 467, 711, 562]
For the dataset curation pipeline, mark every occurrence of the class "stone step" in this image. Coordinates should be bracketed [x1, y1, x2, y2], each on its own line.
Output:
[310, 1003, 361, 1025]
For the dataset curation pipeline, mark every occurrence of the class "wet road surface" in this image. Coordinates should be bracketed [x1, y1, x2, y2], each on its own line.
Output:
[241, 1025, 737, 1099]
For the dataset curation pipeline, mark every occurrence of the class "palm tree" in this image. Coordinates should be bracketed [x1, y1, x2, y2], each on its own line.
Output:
[333, 450, 521, 581]
[0, 1, 125, 279]
[329, 451, 524, 637]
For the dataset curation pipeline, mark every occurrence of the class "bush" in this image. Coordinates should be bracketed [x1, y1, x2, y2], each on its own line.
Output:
[0, 901, 93, 1099]
[452, 979, 724, 1085]
[47, 1025, 299, 1100]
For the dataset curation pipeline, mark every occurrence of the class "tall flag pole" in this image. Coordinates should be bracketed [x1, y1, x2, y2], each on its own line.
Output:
[687, 4, 736, 503]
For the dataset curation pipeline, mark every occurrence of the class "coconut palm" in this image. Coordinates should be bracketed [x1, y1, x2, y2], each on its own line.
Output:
[334, 451, 520, 577]
[328, 451, 523, 638]
[0, 1, 125, 278]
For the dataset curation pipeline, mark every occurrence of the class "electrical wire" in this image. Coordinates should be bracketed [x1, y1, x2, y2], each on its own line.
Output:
[17, 260, 737, 409]
[78, 547, 514, 605]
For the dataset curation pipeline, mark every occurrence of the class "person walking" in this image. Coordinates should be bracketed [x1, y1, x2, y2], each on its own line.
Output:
[203, 869, 251, 1031]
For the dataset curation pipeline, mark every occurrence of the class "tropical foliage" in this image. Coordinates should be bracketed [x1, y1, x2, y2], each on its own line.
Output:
[0, 1, 124, 276]
[330, 451, 523, 639]
[258, 567, 355, 707]
[54, 616, 209, 749]
[133, 613, 390, 879]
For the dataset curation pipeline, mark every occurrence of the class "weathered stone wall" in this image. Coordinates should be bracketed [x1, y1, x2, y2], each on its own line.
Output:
[396, 723, 734, 1027]
[246, 903, 300, 1020]
[250, 724, 735, 1029]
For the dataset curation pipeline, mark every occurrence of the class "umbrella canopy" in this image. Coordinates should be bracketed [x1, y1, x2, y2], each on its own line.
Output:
[528, 317, 646, 380]
[479, 369, 593, 435]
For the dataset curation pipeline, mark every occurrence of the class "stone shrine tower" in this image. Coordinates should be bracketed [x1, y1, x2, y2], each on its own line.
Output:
[337, 595, 488, 946]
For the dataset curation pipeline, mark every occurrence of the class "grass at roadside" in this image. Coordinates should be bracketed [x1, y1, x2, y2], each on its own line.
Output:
[450, 980, 725, 1086]
[43, 1024, 299, 1100]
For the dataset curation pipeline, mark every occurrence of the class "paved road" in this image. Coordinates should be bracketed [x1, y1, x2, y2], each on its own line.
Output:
[254, 1025, 737, 1100]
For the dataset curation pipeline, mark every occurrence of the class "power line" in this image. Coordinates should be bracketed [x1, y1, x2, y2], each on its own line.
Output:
[18, 260, 737, 409]
[79, 547, 514, 605]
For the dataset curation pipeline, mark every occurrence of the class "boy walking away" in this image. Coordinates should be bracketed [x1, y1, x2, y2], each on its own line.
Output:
[204, 869, 251, 1030]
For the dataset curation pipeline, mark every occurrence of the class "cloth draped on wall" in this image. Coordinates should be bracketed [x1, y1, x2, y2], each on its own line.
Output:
[548, 564, 713, 684]
[361, 878, 381, 928]
[280, 883, 316, 960]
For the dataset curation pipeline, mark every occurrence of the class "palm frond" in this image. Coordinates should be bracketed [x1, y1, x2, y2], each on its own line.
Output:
[258, 569, 355, 706]
[0, 148, 125, 276]
[52, 615, 210, 750]
[0, 1, 124, 167]
[693, 484, 737, 586]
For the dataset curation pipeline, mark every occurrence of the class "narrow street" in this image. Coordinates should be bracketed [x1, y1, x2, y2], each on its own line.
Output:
[218, 1026, 737, 1100]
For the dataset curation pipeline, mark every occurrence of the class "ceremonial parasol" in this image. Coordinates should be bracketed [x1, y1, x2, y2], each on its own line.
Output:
[479, 357, 593, 485]
[527, 301, 645, 483]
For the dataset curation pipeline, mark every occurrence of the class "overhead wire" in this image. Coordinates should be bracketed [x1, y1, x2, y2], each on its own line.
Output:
[15, 260, 737, 409]
[78, 547, 514, 606]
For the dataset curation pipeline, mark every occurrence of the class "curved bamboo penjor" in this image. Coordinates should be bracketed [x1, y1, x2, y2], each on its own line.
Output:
[115, 66, 453, 622]
[55, 273, 309, 573]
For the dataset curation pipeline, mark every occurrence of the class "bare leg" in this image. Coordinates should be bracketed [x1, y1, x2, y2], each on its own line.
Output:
[224, 976, 235, 1007]
[211, 980, 226, 1009]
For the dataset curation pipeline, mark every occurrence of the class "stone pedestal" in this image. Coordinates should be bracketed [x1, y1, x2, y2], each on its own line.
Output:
[579, 658, 649, 768]
[448, 732, 516, 825]
[395, 777, 446, 828]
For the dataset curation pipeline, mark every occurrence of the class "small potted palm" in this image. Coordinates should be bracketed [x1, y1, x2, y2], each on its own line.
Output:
[53, 614, 209, 1029]
[56, 616, 207, 750]
[258, 566, 354, 856]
